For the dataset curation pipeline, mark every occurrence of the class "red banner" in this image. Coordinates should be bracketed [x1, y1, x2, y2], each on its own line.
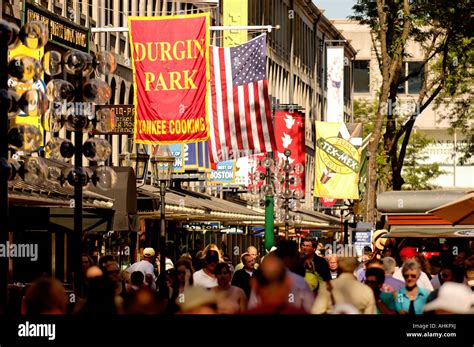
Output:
[128, 14, 210, 144]
[274, 110, 305, 191]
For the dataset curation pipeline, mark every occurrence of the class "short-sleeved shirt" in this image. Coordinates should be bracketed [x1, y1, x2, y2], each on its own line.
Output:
[126, 260, 156, 290]
[394, 287, 429, 314]
[193, 269, 218, 289]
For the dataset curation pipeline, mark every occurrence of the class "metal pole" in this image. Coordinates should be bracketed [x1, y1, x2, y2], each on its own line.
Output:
[264, 152, 275, 253]
[90, 25, 280, 33]
[285, 157, 290, 240]
[0, 24, 9, 313]
[73, 77, 83, 295]
[159, 181, 168, 298]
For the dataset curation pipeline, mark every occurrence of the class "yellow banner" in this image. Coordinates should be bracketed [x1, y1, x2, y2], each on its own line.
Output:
[314, 121, 363, 199]
[223, 0, 248, 47]
[8, 44, 45, 143]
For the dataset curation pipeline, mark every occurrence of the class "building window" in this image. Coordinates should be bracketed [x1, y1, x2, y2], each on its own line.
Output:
[398, 61, 424, 94]
[353, 60, 370, 93]
[407, 62, 423, 94]
[344, 64, 351, 101]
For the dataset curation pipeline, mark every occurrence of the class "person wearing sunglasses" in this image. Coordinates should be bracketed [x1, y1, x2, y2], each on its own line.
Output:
[394, 260, 429, 314]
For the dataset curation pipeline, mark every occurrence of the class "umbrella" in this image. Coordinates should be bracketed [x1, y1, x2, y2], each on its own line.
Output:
[428, 192, 474, 225]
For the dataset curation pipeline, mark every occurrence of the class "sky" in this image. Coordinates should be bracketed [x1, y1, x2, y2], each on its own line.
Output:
[313, 0, 357, 19]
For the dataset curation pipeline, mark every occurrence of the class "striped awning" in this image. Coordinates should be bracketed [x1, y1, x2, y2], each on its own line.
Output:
[8, 180, 114, 209]
[137, 185, 339, 229]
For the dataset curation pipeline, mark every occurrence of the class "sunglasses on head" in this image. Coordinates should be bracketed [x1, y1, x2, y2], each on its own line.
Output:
[403, 273, 417, 279]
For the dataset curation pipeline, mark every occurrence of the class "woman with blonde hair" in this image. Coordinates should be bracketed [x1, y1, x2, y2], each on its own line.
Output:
[201, 243, 224, 263]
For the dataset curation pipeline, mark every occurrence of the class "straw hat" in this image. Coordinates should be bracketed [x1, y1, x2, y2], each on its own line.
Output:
[178, 286, 218, 312]
[372, 229, 389, 251]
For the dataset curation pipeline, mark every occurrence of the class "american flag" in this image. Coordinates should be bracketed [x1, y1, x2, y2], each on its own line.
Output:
[208, 34, 276, 164]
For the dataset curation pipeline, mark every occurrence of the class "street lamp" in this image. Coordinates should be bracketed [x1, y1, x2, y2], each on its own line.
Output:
[119, 140, 150, 181]
[150, 144, 174, 297]
[250, 149, 304, 241]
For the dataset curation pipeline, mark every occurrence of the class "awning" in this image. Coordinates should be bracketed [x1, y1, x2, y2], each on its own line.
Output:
[427, 192, 474, 225]
[377, 190, 471, 213]
[8, 179, 114, 209]
[299, 209, 341, 224]
[385, 225, 474, 238]
[136, 185, 340, 229]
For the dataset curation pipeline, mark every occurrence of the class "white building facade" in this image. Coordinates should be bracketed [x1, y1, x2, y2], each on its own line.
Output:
[333, 19, 474, 189]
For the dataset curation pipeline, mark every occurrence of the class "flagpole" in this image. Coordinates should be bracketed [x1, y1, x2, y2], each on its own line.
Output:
[90, 25, 280, 33]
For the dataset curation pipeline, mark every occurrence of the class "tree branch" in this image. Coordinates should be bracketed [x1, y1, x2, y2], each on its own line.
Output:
[376, 0, 389, 82]
[388, 0, 412, 87]
[395, 83, 443, 169]
[398, 31, 442, 85]
[371, 30, 383, 73]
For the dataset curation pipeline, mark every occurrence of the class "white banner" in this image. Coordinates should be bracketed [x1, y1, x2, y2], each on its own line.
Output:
[234, 157, 250, 186]
[326, 47, 344, 122]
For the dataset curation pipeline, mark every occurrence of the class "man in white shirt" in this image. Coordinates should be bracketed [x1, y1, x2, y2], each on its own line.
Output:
[193, 249, 219, 288]
[126, 248, 157, 291]
[392, 247, 434, 292]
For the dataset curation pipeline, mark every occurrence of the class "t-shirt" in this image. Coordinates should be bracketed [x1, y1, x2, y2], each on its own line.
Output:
[126, 260, 156, 290]
[193, 269, 218, 289]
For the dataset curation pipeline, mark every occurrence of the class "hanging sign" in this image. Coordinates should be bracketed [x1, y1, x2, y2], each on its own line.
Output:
[128, 13, 210, 144]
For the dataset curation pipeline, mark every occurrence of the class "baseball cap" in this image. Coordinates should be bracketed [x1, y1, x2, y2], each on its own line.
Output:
[399, 246, 417, 259]
[143, 248, 155, 258]
[165, 258, 174, 271]
[424, 282, 474, 313]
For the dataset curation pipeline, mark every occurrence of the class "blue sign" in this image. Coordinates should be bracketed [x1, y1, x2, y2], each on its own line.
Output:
[210, 160, 235, 184]
[352, 231, 372, 257]
[197, 141, 204, 168]
[169, 144, 184, 173]
[183, 142, 198, 169]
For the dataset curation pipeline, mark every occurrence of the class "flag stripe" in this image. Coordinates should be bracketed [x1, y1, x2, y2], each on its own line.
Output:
[224, 48, 238, 152]
[208, 48, 218, 163]
[252, 81, 265, 154]
[238, 85, 249, 150]
[213, 47, 227, 161]
[232, 81, 244, 151]
[218, 48, 232, 158]
[246, 83, 259, 153]
[260, 80, 275, 151]
[209, 47, 221, 162]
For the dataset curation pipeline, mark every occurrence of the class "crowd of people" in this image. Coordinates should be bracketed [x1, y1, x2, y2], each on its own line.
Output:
[17, 238, 474, 315]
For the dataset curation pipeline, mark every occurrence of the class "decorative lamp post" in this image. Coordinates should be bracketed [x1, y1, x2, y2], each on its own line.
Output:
[150, 144, 174, 297]
[0, 19, 118, 299]
[250, 149, 304, 242]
